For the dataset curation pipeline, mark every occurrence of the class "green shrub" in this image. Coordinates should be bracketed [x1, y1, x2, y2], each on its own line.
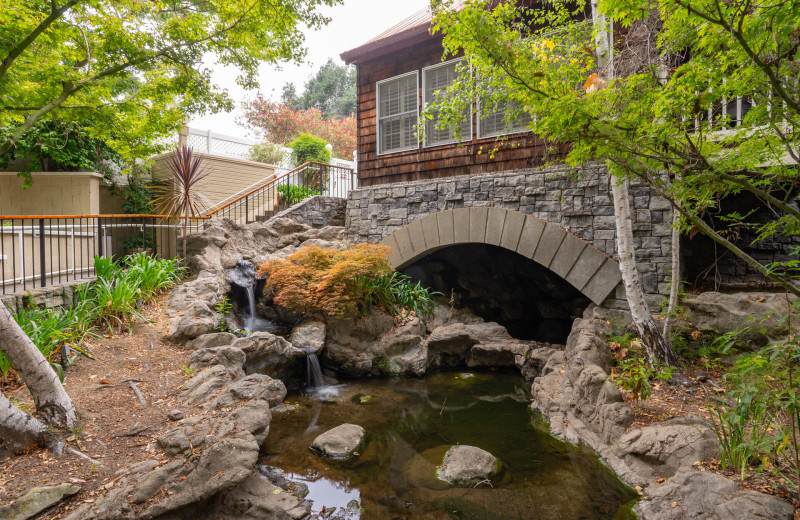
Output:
[360, 272, 438, 321]
[249, 141, 287, 165]
[1, 253, 186, 379]
[288, 133, 331, 165]
[124, 252, 185, 298]
[609, 334, 673, 402]
[119, 168, 156, 214]
[708, 340, 800, 491]
[277, 184, 321, 205]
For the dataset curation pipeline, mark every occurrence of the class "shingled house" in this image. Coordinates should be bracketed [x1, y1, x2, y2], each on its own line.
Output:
[340, 6, 571, 187]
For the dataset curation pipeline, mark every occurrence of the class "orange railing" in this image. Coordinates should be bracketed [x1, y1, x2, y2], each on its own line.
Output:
[205, 161, 355, 224]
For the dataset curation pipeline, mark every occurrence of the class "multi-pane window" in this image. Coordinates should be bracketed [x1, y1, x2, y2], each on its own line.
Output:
[423, 60, 471, 146]
[478, 98, 532, 138]
[377, 72, 419, 155]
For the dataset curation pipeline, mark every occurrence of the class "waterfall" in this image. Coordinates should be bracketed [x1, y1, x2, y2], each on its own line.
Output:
[303, 348, 342, 398]
[306, 352, 325, 389]
[225, 259, 279, 333]
[244, 285, 258, 330]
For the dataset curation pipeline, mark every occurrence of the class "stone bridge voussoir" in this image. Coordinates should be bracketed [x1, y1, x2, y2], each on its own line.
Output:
[382, 208, 622, 305]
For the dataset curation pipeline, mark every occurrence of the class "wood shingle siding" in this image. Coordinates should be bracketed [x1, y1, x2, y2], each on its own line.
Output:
[354, 36, 566, 187]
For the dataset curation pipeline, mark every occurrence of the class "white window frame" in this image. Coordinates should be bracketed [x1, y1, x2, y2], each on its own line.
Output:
[376, 71, 420, 156]
[476, 95, 533, 139]
[422, 58, 473, 148]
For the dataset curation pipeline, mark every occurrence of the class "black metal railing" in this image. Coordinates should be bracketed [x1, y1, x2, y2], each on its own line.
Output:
[206, 161, 355, 224]
[0, 214, 207, 295]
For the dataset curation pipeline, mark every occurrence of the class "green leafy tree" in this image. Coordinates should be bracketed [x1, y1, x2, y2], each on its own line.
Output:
[283, 58, 356, 118]
[289, 133, 331, 164]
[428, 0, 800, 364]
[248, 141, 287, 165]
[0, 0, 340, 180]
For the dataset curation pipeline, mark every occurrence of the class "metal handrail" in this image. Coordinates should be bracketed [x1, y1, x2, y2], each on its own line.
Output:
[0, 214, 209, 220]
[206, 161, 354, 218]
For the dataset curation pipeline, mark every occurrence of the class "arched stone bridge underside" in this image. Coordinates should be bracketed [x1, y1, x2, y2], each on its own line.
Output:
[381, 207, 622, 305]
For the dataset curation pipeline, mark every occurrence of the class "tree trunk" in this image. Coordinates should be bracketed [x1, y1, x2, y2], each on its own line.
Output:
[610, 175, 682, 367]
[663, 203, 681, 339]
[0, 390, 48, 452]
[0, 304, 77, 428]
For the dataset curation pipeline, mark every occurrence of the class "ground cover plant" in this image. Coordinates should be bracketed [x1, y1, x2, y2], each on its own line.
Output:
[0, 253, 185, 384]
[704, 316, 800, 500]
[258, 243, 438, 321]
[277, 184, 321, 205]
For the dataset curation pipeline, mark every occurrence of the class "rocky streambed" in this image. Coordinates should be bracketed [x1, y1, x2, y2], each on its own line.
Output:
[37, 215, 789, 520]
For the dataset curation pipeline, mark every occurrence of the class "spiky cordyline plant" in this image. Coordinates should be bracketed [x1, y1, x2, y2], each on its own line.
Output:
[155, 145, 211, 258]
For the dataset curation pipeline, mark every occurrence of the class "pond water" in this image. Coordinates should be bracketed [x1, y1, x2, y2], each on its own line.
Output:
[261, 371, 638, 519]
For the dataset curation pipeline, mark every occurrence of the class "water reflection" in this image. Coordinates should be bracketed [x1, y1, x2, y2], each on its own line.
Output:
[262, 371, 638, 519]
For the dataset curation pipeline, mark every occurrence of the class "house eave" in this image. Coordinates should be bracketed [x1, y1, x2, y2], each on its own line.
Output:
[340, 24, 434, 65]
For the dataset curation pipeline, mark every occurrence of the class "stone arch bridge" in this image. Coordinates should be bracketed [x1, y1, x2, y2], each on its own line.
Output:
[345, 163, 675, 310]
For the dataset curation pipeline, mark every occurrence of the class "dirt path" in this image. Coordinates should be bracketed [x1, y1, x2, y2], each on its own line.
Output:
[0, 295, 198, 518]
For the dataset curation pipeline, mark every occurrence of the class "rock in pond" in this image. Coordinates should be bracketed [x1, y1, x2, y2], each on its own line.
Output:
[310, 424, 365, 460]
[436, 445, 500, 487]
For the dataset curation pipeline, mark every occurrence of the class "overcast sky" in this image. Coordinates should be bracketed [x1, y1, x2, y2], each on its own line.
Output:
[189, 0, 431, 138]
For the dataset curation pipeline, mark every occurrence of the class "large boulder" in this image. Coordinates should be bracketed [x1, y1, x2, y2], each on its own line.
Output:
[613, 417, 719, 484]
[682, 292, 797, 346]
[199, 470, 310, 520]
[190, 346, 247, 377]
[635, 468, 794, 520]
[323, 311, 396, 376]
[531, 318, 634, 446]
[186, 332, 237, 351]
[425, 322, 522, 368]
[167, 270, 225, 342]
[310, 424, 366, 461]
[232, 332, 306, 381]
[436, 445, 500, 487]
[289, 320, 326, 353]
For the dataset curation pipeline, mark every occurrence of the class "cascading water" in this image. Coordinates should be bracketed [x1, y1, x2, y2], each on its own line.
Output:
[226, 259, 280, 333]
[306, 351, 325, 388]
[303, 348, 342, 399]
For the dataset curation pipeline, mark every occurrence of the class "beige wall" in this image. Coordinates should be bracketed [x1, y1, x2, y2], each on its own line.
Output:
[0, 172, 102, 215]
[99, 185, 126, 214]
[152, 153, 277, 211]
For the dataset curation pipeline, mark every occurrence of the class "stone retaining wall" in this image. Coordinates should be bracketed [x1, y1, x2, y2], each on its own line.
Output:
[345, 163, 674, 302]
[274, 196, 346, 229]
[0, 281, 89, 313]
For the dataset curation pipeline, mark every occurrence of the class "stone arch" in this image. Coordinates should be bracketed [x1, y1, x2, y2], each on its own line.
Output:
[381, 207, 621, 305]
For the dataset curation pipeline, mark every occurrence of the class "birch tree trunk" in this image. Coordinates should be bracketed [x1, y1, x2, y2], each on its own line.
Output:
[663, 205, 681, 339]
[0, 390, 48, 451]
[610, 176, 681, 367]
[0, 304, 77, 428]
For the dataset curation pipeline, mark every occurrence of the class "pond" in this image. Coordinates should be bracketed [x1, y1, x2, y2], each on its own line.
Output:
[261, 371, 638, 519]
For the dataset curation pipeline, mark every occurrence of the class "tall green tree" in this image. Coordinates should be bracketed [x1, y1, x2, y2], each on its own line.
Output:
[283, 58, 356, 118]
[0, 0, 340, 167]
[429, 0, 800, 363]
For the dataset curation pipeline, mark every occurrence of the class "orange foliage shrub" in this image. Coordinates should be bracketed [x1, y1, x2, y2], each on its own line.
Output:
[258, 243, 394, 319]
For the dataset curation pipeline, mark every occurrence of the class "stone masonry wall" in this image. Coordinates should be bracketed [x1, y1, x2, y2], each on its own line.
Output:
[345, 163, 674, 303]
[274, 196, 346, 228]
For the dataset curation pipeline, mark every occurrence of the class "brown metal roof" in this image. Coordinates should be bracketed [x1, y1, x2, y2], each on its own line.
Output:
[340, 7, 438, 64]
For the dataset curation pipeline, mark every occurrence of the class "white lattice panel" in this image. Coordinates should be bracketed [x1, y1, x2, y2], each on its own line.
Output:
[210, 137, 252, 158]
[186, 133, 208, 152]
